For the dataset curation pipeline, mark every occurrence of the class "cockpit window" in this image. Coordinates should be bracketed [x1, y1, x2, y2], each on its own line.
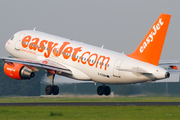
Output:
[10, 36, 14, 40]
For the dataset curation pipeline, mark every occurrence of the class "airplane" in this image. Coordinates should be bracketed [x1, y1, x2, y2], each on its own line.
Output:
[0, 13, 172, 96]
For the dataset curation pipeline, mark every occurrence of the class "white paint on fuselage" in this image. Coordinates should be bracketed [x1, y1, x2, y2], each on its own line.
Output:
[5, 30, 167, 84]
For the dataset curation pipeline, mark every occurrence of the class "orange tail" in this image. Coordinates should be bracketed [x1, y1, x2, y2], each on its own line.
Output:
[127, 13, 171, 66]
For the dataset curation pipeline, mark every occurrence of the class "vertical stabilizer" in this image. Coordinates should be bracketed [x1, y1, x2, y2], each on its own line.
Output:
[127, 13, 171, 66]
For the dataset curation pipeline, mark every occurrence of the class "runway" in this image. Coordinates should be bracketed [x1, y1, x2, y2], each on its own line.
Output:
[0, 102, 180, 106]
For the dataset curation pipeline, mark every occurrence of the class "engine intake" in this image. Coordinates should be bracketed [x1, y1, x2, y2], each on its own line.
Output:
[20, 66, 35, 79]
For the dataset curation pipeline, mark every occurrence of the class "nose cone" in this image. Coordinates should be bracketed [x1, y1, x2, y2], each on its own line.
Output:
[5, 40, 11, 54]
[165, 72, 170, 78]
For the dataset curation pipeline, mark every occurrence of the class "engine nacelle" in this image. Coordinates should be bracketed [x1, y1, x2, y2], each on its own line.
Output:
[4, 63, 35, 80]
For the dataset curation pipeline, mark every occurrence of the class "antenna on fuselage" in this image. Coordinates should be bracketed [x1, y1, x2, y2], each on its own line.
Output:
[101, 45, 104, 49]
[33, 27, 36, 31]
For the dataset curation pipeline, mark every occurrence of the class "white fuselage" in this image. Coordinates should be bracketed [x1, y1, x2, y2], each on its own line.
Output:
[5, 30, 168, 84]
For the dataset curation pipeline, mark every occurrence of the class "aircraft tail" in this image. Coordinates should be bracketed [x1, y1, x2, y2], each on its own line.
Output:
[127, 13, 171, 66]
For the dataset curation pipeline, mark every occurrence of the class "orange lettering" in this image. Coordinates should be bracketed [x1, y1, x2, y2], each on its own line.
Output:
[81, 52, 90, 64]
[96, 55, 110, 70]
[21, 36, 31, 48]
[38, 40, 48, 52]
[21, 36, 111, 70]
[72, 47, 82, 61]
[63, 47, 73, 59]
[44, 42, 58, 58]
[88, 53, 98, 66]
[29, 38, 39, 50]
[53, 42, 70, 57]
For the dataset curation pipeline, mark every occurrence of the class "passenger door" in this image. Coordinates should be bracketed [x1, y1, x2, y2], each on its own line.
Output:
[15, 33, 25, 50]
[113, 59, 123, 78]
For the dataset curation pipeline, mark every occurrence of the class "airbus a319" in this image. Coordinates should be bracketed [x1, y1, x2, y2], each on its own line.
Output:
[1, 13, 173, 95]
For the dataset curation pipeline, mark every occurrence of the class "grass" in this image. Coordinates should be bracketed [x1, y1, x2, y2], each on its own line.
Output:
[0, 96, 180, 119]
[0, 95, 180, 103]
[0, 106, 180, 120]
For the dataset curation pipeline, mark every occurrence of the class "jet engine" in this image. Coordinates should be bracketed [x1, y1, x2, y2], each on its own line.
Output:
[4, 63, 35, 80]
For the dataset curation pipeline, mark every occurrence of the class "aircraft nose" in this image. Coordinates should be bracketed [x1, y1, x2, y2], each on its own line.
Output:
[5, 41, 9, 50]
[165, 72, 170, 78]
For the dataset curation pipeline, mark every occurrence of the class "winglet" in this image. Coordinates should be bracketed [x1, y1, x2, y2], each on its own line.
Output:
[127, 13, 171, 66]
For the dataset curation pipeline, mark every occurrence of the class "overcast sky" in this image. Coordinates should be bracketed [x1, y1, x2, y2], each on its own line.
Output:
[0, 0, 180, 83]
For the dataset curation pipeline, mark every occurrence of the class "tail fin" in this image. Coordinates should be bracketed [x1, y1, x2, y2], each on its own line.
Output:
[127, 13, 171, 66]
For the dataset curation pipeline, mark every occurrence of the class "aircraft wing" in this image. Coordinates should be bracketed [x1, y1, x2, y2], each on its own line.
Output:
[0, 57, 72, 74]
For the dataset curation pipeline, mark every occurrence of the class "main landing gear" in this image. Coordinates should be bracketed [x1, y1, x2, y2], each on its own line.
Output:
[45, 71, 59, 95]
[97, 84, 111, 96]
[45, 85, 59, 95]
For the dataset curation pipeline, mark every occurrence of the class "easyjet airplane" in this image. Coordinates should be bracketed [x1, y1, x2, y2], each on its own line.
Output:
[0, 13, 172, 95]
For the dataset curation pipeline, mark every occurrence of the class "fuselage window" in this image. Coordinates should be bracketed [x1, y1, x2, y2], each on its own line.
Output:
[10, 36, 14, 41]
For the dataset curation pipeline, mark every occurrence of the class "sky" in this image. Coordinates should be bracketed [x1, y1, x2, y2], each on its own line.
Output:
[0, 0, 180, 84]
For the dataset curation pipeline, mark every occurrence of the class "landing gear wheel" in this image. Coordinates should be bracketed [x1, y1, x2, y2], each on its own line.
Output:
[45, 85, 53, 95]
[97, 85, 111, 96]
[53, 85, 59, 95]
[104, 86, 111, 96]
[97, 86, 104, 95]
[45, 85, 59, 95]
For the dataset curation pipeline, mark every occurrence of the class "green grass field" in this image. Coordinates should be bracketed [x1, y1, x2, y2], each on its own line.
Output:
[0, 96, 180, 119]
[0, 106, 180, 120]
[0, 95, 180, 103]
